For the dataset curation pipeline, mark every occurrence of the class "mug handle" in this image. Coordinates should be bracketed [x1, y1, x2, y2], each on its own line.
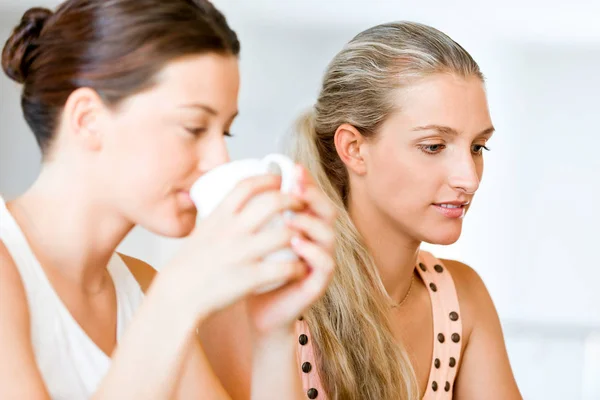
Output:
[260, 153, 297, 194]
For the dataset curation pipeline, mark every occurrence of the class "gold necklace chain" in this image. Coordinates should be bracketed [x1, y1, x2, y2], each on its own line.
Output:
[390, 271, 415, 308]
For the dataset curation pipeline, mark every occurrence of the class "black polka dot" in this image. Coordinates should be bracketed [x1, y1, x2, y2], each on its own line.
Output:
[432, 381, 438, 392]
[302, 362, 312, 373]
[299, 334, 308, 346]
[445, 381, 451, 392]
[429, 283, 438, 292]
[307, 388, 318, 399]
[449, 357, 456, 367]
[434, 264, 444, 273]
[437, 333, 445, 343]
[451, 333, 461, 343]
[449, 311, 459, 321]
[419, 262, 427, 272]
[434, 358, 440, 369]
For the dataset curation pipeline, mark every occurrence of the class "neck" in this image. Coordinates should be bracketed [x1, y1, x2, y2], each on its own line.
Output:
[8, 163, 134, 291]
[348, 193, 421, 304]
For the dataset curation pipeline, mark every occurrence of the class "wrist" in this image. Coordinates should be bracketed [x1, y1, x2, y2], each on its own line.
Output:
[147, 267, 208, 334]
[251, 324, 302, 400]
[253, 325, 296, 349]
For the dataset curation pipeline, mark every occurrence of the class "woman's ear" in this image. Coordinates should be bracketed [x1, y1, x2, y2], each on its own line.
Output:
[61, 87, 107, 152]
[334, 123, 367, 176]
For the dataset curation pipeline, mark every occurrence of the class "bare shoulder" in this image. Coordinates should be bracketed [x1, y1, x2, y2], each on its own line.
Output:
[439, 258, 521, 398]
[117, 253, 158, 294]
[440, 258, 488, 298]
[439, 259, 499, 339]
[0, 239, 30, 321]
[0, 240, 51, 397]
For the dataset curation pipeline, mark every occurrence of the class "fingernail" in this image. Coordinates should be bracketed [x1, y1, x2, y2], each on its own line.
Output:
[294, 165, 305, 196]
[284, 218, 294, 229]
[283, 210, 295, 222]
[291, 236, 302, 249]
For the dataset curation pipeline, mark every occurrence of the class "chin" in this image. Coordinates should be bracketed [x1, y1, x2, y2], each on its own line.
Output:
[141, 210, 198, 238]
[159, 221, 196, 238]
[422, 225, 463, 246]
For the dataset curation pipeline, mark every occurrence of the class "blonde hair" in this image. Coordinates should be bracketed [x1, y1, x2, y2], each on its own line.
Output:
[289, 22, 483, 399]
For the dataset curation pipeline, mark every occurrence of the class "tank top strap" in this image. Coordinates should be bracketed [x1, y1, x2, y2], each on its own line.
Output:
[416, 250, 463, 398]
[295, 318, 328, 399]
[0, 195, 55, 300]
[107, 253, 145, 339]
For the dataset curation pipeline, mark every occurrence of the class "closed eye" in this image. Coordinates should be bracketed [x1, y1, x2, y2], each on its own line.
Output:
[185, 127, 207, 136]
[185, 127, 234, 138]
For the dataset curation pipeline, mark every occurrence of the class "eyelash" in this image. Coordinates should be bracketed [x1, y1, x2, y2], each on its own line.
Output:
[185, 128, 234, 138]
[418, 144, 491, 155]
[472, 144, 490, 155]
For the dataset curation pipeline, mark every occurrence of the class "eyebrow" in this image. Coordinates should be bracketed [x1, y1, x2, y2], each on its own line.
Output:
[412, 124, 495, 137]
[179, 103, 239, 120]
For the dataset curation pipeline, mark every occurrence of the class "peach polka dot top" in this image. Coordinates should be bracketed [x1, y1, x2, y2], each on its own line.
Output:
[295, 250, 463, 399]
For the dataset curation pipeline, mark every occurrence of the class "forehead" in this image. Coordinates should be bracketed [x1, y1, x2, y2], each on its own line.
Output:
[142, 53, 240, 109]
[387, 73, 492, 133]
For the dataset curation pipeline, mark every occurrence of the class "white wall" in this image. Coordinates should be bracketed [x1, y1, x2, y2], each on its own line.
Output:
[0, 13, 41, 199]
[1, 2, 599, 399]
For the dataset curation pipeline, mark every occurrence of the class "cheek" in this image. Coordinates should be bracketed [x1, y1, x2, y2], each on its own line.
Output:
[104, 118, 196, 198]
[368, 146, 436, 209]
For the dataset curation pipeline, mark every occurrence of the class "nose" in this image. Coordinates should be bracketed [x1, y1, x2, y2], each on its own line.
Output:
[447, 153, 480, 195]
[197, 135, 230, 173]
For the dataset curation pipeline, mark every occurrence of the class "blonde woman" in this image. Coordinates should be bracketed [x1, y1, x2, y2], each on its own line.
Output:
[201, 21, 522, 400]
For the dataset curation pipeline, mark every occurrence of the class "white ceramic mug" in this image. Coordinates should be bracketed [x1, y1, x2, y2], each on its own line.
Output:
[189, 153, 299, 292]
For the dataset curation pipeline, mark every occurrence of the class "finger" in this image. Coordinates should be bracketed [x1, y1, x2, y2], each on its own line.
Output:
[237, 192, 305, 233]
[245, 260, 308, 293]
[200, 260, 307, 313]
[296, 164, 314, 186]
[286, 213, 335, 251]
[252, 245, 334, 325]
[216, 175, 282, 215]
[247, 235, 336, 329]
[241, 226, 296, 261]
[291, 237, 335, 284]
[296, 184, 337, 224]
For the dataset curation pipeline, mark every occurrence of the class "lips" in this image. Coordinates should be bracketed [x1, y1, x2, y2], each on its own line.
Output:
[437, 204, 463, 209]
[432, 201, 469, 219]
[177, 190, 195, 209]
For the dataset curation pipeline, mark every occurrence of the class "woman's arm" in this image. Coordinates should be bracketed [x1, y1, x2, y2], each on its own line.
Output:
[197, 304, 305, 400]
[92, 268, 208, 399]
[251, 328, 304, 400]
[123, 256, 306, 400]
[122, 254, 232, 400]
[197, 301, 254, 399]
[444, 260, 522, 400]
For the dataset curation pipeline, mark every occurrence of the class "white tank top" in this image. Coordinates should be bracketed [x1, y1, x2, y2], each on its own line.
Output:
[0, 196, 145, 399]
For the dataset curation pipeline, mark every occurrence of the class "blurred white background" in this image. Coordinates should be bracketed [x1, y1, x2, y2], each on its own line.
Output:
[1, 0, 599, 398]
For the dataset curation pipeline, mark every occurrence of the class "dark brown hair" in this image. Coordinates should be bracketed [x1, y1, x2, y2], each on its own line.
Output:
[2, 0, 240, 154]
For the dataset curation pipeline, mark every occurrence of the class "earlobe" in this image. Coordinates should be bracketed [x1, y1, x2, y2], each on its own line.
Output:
[62, 87, 106, 152]
[333, 123, 367, 176]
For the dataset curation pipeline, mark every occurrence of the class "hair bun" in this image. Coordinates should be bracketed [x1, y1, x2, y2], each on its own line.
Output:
[2, 7, 53, 84]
